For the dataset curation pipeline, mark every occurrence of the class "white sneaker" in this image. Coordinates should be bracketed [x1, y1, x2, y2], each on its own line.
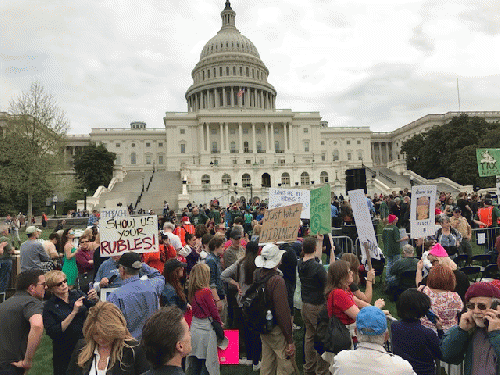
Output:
[292, 323, 301, 330]
[240, 358, 252, 365]
[253, 361, 261, 371]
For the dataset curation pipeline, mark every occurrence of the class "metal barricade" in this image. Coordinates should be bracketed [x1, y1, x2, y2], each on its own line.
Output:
[471, 226, 499, 254]
[330, 234, 355, 255]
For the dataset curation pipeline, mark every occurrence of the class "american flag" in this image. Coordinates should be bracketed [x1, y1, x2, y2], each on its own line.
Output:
[237, 88, 245, 97]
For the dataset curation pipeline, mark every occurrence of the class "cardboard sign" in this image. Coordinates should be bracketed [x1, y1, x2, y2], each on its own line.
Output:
[310, 184, 331, 235]
[99, 215, 159, 256]
[100, 208, 129, 219]
[268, 188, 310, 219]
[348, 189, 377, 245]
[476, 148, 500, 177]
[410, 185, 437, 239]
[259, 203, 302, 244]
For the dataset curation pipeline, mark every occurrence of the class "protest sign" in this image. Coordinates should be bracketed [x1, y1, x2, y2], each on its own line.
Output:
[410, 185, 437, 239]
[100, 208, 129, 219]
[268, 188, 310, 219]
[100, 215, 159, 256]
[476, 148, 500, 177]
[310, 184, 331, 235]
[348, 189, 377, 245]
[259, 203, 302, 244]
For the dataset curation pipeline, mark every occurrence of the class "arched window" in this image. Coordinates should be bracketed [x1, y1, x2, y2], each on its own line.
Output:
[332, 149, 339, 161]
[202, 174, 210, 190]
[131, 152, 136, 165]
[242, 173, 251, 187]
[320, 171, 329, 184]
[230, 141, 236, 153]
[222, 174, 231, 185]
[257, 141, 262, 152]
[281, 172, 290, 186]
[300, 172, 310, 186]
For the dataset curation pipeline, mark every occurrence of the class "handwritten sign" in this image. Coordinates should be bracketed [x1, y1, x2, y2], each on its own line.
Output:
[259, 203, 302, 244]
[268, 188, 310, 219]
[100, 208, 129, 219]
[410, 185, 436, 239]
[310, 185, 331, 235]
[348, 189, 377, 245]
[476, 148, 500, 177]
[99, 215, 159, 257]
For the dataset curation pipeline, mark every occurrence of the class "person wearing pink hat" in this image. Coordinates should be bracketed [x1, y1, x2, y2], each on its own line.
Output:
[417, 243, 470, 302]
[382, 214, 408, 284]
[441, 282, 500, 375]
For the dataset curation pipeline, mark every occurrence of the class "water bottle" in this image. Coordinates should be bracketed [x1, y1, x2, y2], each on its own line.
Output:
[266, 310, 273, 332]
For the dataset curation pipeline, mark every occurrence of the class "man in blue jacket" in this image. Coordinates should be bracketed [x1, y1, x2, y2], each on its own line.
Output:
[441, 282, 500, 375]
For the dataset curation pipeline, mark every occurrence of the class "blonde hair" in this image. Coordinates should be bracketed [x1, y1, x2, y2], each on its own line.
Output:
[45, 270, 66, 290]
[188, 263, 210, 302]
[78, 302, 133, 369]
[427, 254, 457, 271]
[253, 224, 262, 235]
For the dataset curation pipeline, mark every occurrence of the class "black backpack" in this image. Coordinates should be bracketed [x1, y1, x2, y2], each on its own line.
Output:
[241, 272, 275, 334]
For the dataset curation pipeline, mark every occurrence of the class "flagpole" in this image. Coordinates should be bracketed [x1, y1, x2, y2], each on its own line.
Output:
[457, 78, 461, 113]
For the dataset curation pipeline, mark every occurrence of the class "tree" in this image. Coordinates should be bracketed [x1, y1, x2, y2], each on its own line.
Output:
[0, 82, 69, 218]
[401, 114, 497, 189]
[73, 143, 116, 192]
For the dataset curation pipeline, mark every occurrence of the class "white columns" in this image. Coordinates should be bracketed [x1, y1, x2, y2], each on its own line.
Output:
[265, 122, 270, 151]
[283, 123, 288, 151]
[225, 123, 229, 152]
[220, 122, 224, 151]
[206, 123, 211, 153]
[252, 122, 256, 153]
[260, 90, 264, 109]
[238, 86, 243, 107]
[385, 143, 389, 164]
[238, 122, 243, 153]
[270, 122, 275, 152]
[199, 124, 204, 152]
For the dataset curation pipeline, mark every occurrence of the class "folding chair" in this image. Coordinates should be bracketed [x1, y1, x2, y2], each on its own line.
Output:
[460, 266, 481, 282]
[471, 254, 491, 268]
[454, 254, 468, 268]
[481, 264, 499, 281]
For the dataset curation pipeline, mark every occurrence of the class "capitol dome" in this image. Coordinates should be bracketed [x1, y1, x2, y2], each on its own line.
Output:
[185, 1, 277, 112]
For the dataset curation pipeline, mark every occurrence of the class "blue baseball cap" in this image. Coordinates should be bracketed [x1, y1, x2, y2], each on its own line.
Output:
[356, 306, 387, 335]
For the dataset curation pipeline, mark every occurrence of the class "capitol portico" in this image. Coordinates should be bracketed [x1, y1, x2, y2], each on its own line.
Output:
[4, 1, 497, 210]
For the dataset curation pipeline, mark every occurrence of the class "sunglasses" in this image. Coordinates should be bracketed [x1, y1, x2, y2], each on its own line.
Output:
[466, 302, 488, 311]
[56, 279, 68, 287]
[80, 240, 89, 244]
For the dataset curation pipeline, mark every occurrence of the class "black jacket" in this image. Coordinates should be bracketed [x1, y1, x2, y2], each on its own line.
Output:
[67, 339, 150, 375]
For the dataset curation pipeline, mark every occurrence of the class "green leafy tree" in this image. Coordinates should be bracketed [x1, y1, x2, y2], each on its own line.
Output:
[73, 143, 116, 192]
[0, 82, 69, 218]
[401, 114, 497, 189]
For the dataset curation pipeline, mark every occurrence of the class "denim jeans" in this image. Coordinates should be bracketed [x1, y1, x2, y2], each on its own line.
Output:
[385, 255, 400, 283]
[0, 259, 13, 294]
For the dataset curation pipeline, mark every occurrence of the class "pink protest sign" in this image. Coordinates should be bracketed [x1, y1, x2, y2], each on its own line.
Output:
[218, 330, 239, 365]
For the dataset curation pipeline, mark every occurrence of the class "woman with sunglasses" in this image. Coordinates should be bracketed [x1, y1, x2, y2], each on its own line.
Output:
[43, 270, 98, 375]
[61, 228, 79, 287]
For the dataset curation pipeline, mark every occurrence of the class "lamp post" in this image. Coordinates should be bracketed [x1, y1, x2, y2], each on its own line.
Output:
[83, 188, 87, 213]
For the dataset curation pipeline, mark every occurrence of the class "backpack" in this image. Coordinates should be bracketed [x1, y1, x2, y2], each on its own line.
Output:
[241, 272, 275, 334]
[313, 300, 351, 355]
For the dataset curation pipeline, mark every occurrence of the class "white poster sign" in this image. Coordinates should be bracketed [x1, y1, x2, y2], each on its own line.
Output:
[410, 185, 437, 239]
[268, 188, 310, 219]
[99, 215, 159, 257]
[348, 189, 377, 245]
[100, 208, 129, 219]
[496, 176, 500, 200]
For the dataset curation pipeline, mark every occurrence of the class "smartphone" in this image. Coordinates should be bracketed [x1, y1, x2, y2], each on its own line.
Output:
[483, 301, 499, 328]
[425, 309, 437, 325]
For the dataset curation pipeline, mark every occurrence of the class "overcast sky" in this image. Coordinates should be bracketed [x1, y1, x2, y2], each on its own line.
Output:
[2, 0, 500, 134]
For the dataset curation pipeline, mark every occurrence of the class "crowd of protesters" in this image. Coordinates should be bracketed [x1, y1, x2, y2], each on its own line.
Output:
[1, 190, 500, 375]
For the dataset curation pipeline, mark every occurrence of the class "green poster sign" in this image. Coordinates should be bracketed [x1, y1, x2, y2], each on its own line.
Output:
[476, 148, 500, 177]
[310, 184, 331, 235]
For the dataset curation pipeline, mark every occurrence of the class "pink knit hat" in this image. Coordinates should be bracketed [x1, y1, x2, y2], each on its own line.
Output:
[429, 243, 448, 258]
